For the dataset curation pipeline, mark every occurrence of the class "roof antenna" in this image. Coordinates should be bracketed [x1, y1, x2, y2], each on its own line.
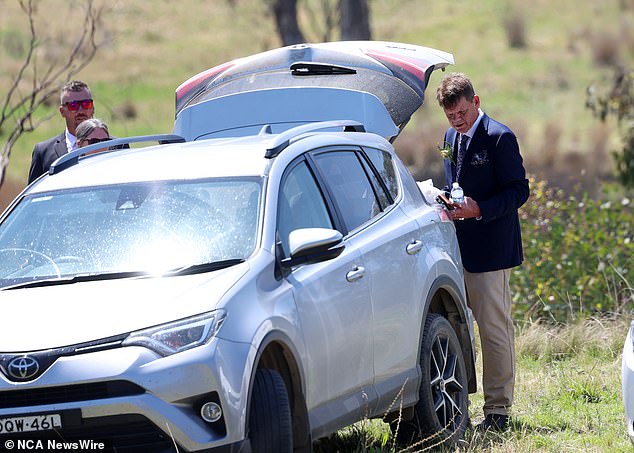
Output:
[258, 125, 273, 135]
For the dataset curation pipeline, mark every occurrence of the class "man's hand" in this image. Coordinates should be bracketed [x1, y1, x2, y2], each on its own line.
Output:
[449, 197, 481, 221]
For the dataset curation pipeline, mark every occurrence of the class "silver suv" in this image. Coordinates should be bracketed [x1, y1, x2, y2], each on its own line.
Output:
[0, 42, 475, 452]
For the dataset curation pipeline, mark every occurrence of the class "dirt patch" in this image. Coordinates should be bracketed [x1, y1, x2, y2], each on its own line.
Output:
[0, 178, 25, 212]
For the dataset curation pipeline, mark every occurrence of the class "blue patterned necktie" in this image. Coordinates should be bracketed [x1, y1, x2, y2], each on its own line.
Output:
[456, 134, 468, 181]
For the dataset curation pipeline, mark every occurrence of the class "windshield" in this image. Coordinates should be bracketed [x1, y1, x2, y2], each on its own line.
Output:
[0, 178, 261, 289]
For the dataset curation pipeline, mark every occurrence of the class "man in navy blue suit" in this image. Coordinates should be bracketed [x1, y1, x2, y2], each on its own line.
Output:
[436, 73, 530, 432]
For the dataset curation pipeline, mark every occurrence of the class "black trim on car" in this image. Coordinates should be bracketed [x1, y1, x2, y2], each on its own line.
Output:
[0, 381, 145, 408]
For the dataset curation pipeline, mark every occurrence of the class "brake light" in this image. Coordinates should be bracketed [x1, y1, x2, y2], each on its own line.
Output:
[364, 49, 430, 84]
[175, 61, 235, 113]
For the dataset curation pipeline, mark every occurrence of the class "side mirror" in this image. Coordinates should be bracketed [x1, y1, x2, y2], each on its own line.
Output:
[280, 228, 344, 268]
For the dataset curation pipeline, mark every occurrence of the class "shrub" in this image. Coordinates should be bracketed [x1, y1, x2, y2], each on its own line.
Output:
[589, 30, 621, 67]
[503, 12, 527, 49]
[586, 67, 634, 188]
[513, 177, 633, 322]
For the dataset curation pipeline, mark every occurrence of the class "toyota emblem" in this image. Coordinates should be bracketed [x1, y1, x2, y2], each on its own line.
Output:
[7, 356, 40, 380]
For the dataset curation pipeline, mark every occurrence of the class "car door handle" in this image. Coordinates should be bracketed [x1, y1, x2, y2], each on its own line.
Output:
[346, 266, 365, 282]
[406, 240, 424, 255]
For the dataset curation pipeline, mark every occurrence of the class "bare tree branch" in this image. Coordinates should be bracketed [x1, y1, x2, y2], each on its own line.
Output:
[0, 0, 104, 189]
[1, 0, 38, 125]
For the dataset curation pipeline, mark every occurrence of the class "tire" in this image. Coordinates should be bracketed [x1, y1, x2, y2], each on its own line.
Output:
[394, 314, 469, 448]
[248, 368, 293, 453]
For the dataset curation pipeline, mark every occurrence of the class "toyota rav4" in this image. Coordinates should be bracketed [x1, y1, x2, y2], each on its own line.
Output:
[0, 41, 475, 452]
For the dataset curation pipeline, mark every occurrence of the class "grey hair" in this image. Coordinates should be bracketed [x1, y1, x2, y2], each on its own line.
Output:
[60, 80, 91, 104]
[75, 118, 109, 142]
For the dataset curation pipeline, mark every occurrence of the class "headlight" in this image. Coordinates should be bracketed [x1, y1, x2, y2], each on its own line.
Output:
[122, 310, 226, 356]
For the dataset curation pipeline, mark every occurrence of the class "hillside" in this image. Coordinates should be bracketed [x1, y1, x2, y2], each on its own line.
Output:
[1, 0, 632, 207]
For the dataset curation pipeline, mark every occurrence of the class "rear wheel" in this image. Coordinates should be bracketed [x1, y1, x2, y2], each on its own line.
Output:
[394, 314, 469, 448]
[248, 368, 293, 453]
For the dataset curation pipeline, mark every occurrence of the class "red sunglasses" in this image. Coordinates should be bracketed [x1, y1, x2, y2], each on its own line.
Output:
[63, 99, 94, 111]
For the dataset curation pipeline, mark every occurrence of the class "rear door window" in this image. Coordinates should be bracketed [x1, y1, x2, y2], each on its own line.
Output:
[359, 155, 391, 211]
[364, 147, 399, 201]
[312, 150, 381, 232]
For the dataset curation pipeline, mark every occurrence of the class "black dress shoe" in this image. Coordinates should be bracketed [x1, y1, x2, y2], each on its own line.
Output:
[476, 414, 509, 432]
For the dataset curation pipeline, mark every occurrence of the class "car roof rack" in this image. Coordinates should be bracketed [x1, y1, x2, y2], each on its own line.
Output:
[49, 134, 186, 176]
[264, 120, 365, 158]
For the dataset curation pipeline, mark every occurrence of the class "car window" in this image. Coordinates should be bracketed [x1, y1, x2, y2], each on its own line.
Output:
[0, 178, 261, 288]
[277, 160, 333, 256]
[364, 147, 399, 201]
[359, 155, 391, 211]
[313, 151, 381, 232]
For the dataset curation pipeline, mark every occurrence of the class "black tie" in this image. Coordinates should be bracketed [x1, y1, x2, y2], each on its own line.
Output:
[456, 134, 468, 181]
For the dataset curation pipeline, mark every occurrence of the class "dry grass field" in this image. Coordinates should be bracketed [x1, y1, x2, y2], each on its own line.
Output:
[0, 0, 632, 207]
[0, 2, 632, 450]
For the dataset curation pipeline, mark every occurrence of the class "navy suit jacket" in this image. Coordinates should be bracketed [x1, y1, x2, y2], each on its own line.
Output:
[443, 113, 530, 273]
[28, 132, 68, 184]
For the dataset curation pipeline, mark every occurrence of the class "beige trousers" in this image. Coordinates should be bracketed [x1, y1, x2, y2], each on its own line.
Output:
[464, 269, 515, 416]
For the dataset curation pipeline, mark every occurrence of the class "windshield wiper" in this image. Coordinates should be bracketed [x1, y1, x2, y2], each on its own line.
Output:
[2, 270, 152, 290]
[167, 259, 245, 276]
[290, 62, 357, 76]
[2, 259, 246, 290]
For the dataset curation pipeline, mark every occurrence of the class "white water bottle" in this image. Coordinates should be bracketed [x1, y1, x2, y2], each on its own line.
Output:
[451, 182, 464, 205]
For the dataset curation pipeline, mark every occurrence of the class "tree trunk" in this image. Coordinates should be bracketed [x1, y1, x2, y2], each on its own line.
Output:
[340, 0, 371, 40]
[271, 0, 306, 46]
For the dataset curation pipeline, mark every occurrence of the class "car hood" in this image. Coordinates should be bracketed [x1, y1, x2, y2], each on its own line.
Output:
[0, 263, 249, 353]
[173, 41, 453, 141]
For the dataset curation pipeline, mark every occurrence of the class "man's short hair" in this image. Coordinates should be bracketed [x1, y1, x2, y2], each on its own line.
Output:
[436, 73, 476, 109]
[60, 80, 91, 104]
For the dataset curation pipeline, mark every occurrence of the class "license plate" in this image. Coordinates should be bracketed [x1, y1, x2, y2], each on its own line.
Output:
[0, 414, 62, 433]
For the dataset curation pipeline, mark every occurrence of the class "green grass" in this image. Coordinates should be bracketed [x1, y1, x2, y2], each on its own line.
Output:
[315, 316, 632, 452]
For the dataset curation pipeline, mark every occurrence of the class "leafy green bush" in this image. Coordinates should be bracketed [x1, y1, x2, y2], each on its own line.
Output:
[512, 178, 633, 322]
[586, 67, 634, 188]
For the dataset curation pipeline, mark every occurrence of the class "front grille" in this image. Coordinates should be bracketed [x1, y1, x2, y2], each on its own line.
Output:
[0, 381, 144, 409]
[0, 415, 178, 453]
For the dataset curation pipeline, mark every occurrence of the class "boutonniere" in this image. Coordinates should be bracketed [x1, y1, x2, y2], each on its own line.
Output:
[437, 141, 454, 164]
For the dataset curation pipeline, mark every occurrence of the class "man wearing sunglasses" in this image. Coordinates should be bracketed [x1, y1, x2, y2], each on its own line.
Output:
[28, 80, 95, 183]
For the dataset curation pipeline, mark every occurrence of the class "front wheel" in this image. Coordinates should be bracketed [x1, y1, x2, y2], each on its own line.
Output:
[394, 314, 469, 448]
[248, 368, 293, 453]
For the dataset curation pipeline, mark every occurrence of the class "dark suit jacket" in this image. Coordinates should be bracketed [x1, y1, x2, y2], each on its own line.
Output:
[28, 133, 129, 184]
[28, 132, 68, 183]
[443, 113, 530, 273]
